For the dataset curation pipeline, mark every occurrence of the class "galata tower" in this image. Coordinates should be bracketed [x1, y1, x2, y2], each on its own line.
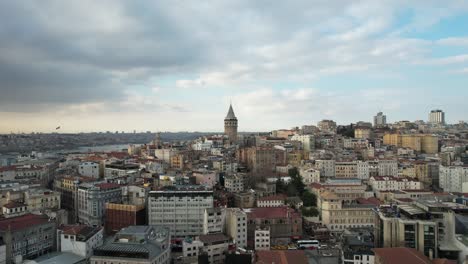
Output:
[224, 104, 238, 144]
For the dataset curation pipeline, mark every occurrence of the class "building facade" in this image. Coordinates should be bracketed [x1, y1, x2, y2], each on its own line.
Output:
[147, 186, 213, 237]
[77, 182, 122, 226]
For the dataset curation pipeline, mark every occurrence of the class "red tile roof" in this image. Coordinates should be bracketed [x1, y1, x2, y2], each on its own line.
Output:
[246, 207, 301, 219]
[373, 247, 431, 264]
[96, 183, 121, 190]
[0, 214, 50, 232]
[432, 259, 457, 264]
[3, 201, 26, 209]
[356, 197, 381, 206]
[257, 194, 287, 202]
[256, 250, 308, 264]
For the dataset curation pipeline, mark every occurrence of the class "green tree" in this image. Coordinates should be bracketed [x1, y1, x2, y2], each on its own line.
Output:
[301, 190, 317, 207]
[301, 207, 319, 217]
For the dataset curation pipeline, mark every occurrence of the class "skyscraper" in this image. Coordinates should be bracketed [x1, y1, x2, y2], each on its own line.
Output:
[429, 109, 445, 125]
[224, 104, 238, 144]
[373, 112, 387, 127]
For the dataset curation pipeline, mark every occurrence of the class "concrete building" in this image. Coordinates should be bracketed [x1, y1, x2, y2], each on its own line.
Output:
[77, 182, 122, 226]
[374, 112, 387, 128]
[225, 208, 247, 249]
[57, 225, 103, 259]
[373, 198, 462, 259]
[236, 146, 286, 175]
[429, 109, 445, 125]
[369, 176, 422, 192]
[439, 165, 468, 193]
[335, 161, 358, 178]
[224, 174, 245, 192]
[2, 202, 27, 218]
[224, 104, 238, 144]
[320, 192, 375, 232]
[290, 134, 315, 153]
[315, 160, 335, 178]
[78, 162, 102, 179]
[254, 226, 270, 251]
[91, 226, 171, 264]
[24, 188, 61, 213]
[245, 207, 302, 246]
[0, 214, 56, 263]
[104, 162, 139, 184]
[378, 159, 398, 177]
[342, 229, 375, 264]
[147, 185, 213, 237]
[299, 166, 320, 184]
[198, 234, 231, 264]
[203, 208, 226, 235]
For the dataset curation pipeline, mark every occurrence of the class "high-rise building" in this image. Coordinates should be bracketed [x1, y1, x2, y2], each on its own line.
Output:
[374, 112, 387, 127]
[429, 109, 445, 125]
[224, 104, 238, 144]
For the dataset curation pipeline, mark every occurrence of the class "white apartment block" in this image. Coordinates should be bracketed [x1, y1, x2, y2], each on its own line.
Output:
[203, 208, 226, 235]
[290, 134, 315, 152]
[224, 174, 245, 192]
[439, 165, 468, 193]
[315, 160, 335, 178]
[254, 227, 270, 251]
[57, 225, 103, 258]
[225, 208, 247, 249]
[357, 161, 370, 180]
[78, 162, 101, 178]
[369, 176, 422, 192]
[299, 167, 320, 184]
[148, 186, 214, 237]
[378, 159, 398, 177]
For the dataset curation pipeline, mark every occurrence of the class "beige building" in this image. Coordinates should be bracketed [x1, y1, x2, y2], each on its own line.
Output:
[24, 188, 61, 212]
[383, 134, 438, 154]
[355, 127, 372, 139]
[335, 161, 358, 178]
[320, 191, 375, 232]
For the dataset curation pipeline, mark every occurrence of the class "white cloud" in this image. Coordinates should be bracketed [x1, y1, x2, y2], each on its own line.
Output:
[436, 37, 468, 46]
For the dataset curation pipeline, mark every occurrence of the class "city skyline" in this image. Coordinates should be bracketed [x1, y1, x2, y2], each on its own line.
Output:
[1, 1, 468, 133]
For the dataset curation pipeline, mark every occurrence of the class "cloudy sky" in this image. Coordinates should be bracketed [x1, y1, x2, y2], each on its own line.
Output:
[1, 1, 468, 133]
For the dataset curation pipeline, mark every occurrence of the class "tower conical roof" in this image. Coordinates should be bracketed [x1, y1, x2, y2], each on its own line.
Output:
[225, 104, 237, 120]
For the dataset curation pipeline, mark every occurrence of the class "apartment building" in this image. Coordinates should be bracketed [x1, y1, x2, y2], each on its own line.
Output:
[254, 226, 270, 251]
[315, 160, 335, 178]
[439, 165, 468, 193]
[225, 208, 247, 249]
[0, 214, 56, 263]
[320, 191, 375, 232]
[147, 185, 213, 237]
[57, 225, 103, 258]
[369, 176, 422, 192]
[224, 173, 245, 192]
[335, 161, 358, 178]
[245, 207, 302, 245]
[77, 182, 122, 226]
[203, 208, 226, 235]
